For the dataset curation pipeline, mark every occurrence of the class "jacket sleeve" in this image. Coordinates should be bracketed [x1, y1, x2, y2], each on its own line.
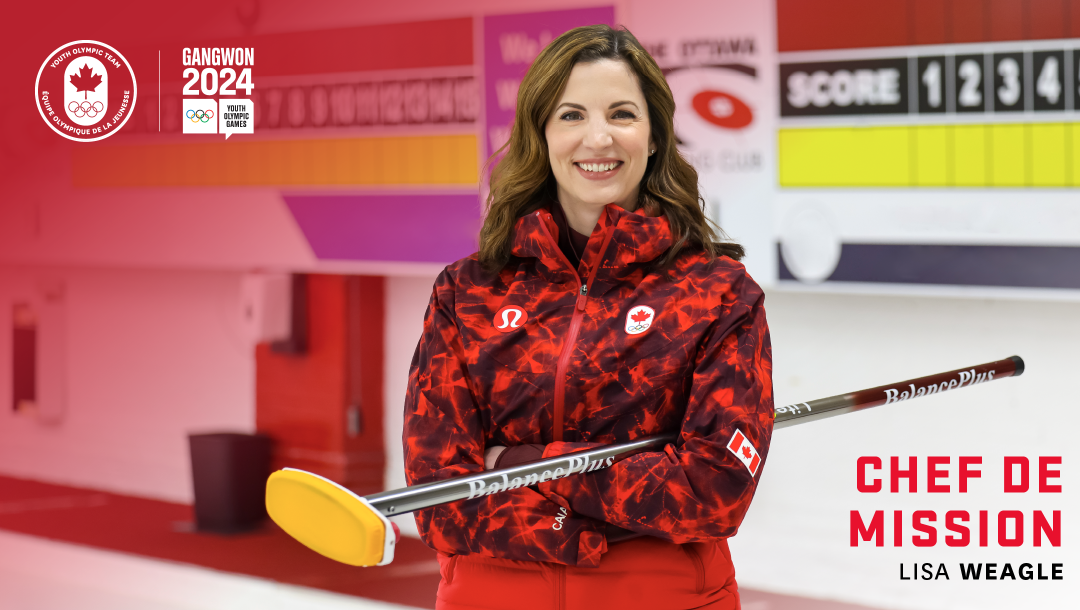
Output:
[536, 270, 774, 544]
[403, 269, 607, 566]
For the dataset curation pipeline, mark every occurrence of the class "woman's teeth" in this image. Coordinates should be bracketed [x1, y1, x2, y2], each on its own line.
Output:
[577, 162, 620, 172]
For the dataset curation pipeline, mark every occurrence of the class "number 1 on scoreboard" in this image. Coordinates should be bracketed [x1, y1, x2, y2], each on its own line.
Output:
[917, 55, 947, 114]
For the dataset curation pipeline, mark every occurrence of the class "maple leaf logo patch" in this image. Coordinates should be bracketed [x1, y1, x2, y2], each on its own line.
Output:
[624, 305, 655, 336]
[70, 64, 102, 100]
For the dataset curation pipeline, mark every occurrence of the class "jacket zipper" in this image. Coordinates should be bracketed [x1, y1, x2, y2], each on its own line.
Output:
[535, 210, 616, 442]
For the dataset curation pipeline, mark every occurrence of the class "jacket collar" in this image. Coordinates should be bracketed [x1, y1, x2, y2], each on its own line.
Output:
[510, 203, 673, 279]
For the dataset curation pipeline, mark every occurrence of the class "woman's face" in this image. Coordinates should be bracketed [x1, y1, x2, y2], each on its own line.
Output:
[545, 59, 654, 215]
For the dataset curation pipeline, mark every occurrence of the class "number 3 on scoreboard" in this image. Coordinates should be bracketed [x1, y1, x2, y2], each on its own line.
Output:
[993, 52, 1023, 112]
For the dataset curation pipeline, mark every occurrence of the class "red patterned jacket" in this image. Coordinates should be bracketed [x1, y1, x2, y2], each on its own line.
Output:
[403, 203, 773, 568]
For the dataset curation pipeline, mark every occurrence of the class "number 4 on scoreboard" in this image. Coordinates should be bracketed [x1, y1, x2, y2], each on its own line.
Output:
[1033, 51, 1065, 111]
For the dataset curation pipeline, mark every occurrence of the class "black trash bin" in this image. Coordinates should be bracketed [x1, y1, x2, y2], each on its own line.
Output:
[188, 432, 272, 533]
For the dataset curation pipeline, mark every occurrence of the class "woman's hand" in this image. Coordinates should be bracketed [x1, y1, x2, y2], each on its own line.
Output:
[484, 445, 507, 470]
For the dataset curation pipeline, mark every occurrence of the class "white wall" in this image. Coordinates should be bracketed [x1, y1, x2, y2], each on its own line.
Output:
[0, 265, 255, 502]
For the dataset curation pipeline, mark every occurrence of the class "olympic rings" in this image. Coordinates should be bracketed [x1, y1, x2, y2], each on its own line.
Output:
[627, 324, 650, 332]
[185, 109, 215, 123]
[68, 100, 104, 118]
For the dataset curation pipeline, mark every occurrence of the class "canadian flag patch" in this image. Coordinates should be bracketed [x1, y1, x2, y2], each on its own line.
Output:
[726, 429, 761, 476]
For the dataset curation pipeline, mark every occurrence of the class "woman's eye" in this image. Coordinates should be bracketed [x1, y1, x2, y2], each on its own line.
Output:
[561, 111, 583, 121]
[613, 110, 635, 119]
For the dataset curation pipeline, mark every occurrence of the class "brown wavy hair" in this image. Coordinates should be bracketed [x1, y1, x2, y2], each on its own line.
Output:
[477, 24, 744, 273]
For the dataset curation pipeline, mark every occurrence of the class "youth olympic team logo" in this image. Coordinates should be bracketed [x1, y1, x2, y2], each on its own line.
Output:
[493, 306, 528, 333]
[35, 40, 137, 142]
[624, 305, 655, 335]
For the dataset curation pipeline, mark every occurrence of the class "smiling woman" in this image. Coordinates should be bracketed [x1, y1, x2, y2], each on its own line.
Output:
[478, 24, 743, 273]
[404, 24, 773, 610]
[545, 59, 654, 234]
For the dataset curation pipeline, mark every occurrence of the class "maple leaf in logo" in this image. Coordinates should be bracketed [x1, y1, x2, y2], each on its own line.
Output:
[630, 309, 651, 323]
[742, 446, 752, 459]
[70, 64, 102, 100]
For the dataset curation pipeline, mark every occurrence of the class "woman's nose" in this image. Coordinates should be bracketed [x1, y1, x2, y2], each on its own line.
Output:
[584, 119, 613, 149]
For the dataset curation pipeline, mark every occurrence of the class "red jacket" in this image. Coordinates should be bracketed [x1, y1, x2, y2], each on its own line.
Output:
[404, 203, 773, 568]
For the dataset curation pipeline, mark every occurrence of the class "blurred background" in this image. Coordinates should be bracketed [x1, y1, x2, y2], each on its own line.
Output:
[1, 1, 1077, 608]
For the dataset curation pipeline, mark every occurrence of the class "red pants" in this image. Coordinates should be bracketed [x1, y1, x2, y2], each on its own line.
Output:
[435, 537, 740, 610]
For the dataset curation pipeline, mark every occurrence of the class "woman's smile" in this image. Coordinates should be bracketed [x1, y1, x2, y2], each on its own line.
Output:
[574, 158, 624, 179]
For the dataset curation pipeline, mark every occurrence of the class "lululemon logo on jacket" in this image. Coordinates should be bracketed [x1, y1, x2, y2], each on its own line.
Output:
[625, 305, 655, 335]
[493, 306, 528, 333]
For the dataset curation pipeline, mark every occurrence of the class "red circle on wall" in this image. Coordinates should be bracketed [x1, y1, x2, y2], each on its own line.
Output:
[692, 90, 753, 129]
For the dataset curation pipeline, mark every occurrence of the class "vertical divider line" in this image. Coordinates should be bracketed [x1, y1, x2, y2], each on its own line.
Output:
[1023, 49, 1034, 113]
[945, 54, 956, 114]
[908, 54, 918, 187]
[1066, 120, 1074, 187]
[944, 53, 955, 187]
[984, 52, 993, 186]
[1024, 123, 1033, 187]
[909, 124, 918, 187]
[1065, 45, 1075, 112]
[946, 122, 955, 187]
[1024, 50, 1034, 188]
[158, 50, 161, 132]
[908, 55, 919, 115]
[1063, 45, 1075, 186]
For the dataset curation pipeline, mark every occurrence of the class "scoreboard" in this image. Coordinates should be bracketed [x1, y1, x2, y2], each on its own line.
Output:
[774, 0, 1080, 290]
[782, 48, 1078, 117]
[779, 41, 1078, 188]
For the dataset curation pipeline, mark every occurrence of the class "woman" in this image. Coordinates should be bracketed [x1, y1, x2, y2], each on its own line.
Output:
[403, 25, 773, 610]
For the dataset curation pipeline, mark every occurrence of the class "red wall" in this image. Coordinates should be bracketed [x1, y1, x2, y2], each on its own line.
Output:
[255, 275, 385, 494]
[777, 0, 1080, 51]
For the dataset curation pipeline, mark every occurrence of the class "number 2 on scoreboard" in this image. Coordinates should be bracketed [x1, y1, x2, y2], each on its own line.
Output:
[955, 55, 984, 112]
